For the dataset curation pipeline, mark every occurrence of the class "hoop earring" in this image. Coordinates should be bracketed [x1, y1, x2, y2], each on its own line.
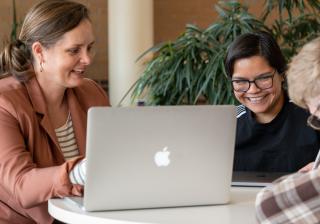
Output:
[40, 62, 44, 72]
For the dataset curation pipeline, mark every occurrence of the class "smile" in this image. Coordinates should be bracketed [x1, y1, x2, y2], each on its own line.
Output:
[246, 96, 266, 103]
[72, 69, 85, 74]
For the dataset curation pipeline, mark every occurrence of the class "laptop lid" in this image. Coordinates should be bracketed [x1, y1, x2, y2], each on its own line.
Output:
[83, 105, 236, 211]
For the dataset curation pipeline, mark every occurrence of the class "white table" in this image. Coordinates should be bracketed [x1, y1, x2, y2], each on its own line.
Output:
[49, 187, 261, 224]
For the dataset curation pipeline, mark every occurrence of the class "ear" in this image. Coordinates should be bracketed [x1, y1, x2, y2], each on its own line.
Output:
[31, 41, 45, 64]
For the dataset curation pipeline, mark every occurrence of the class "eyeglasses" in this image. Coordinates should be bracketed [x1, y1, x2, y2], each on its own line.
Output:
[307, 104, 320, 130]
[231, 70, 276, 93]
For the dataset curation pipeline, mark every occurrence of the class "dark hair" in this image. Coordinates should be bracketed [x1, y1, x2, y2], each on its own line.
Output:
[0, 0, 90, 82]
[224, 31, 287, 78]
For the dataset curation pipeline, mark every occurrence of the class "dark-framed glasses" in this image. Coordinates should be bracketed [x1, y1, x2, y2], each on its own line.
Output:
[231, 70, 276, 93]
[307, 104, 320, 130]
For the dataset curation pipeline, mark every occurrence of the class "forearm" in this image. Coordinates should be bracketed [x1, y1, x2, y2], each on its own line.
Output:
[10, 158, 83, 208]
[0, 102, 84, 208]
[255, 170, 320, 223]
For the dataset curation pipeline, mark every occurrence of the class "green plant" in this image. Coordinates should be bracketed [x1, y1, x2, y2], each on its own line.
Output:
[132, 25, 231, 105]
[263, 0, 320, 60]
[10, 0, 18, 41]
[131, 0, 320, 106]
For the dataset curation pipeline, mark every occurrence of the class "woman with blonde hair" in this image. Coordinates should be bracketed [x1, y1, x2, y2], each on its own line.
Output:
[255, 37, 320, 223]
[0, 0, 109, 223]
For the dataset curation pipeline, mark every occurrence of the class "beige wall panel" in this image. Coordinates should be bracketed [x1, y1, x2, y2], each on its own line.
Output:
[154, 0, 265, 43]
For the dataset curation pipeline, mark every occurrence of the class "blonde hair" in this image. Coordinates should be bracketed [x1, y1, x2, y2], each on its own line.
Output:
[0, 0, 89, 82]
[287, 37, 320, 109]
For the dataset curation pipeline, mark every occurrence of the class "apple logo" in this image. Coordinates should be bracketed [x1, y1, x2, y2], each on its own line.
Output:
[154, 146, 170, 167]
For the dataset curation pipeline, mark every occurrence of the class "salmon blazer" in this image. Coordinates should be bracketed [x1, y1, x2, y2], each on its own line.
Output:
[0, 76, 109, 224]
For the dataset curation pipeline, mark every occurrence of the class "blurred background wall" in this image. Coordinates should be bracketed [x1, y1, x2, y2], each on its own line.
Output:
[0, 0, 265, 102]
[154, 0, 264, 43]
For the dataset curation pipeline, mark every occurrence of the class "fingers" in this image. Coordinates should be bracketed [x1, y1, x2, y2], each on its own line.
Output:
[72, 185, 84, 196]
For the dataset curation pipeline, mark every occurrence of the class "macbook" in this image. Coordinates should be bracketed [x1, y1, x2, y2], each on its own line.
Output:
[66, 105, 236, 211]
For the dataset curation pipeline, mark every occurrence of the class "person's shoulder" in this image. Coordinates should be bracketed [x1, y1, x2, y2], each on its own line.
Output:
[0, 76, 29, 114]
[79, 78, 101, 88]
[287, 99, 309, 115]
[73, 78, 109, 106]
[236, 104, 247, 119]
[0, 76, 27, 104]
[0, 76, 24, 94]
[76, 78, 104, 95]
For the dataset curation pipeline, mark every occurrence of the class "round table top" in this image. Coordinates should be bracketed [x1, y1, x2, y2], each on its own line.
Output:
[49, 187, 261, 224]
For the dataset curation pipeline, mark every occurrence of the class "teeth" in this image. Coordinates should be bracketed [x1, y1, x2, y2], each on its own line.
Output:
[248, 96, 264, 103]
[73, 70, 84, 74]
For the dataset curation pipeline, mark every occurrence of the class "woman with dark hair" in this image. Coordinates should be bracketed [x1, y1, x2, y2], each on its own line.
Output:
[256, 36, 320, 224]
[225, 31, 320, 172]
[0, 0, 109, 223]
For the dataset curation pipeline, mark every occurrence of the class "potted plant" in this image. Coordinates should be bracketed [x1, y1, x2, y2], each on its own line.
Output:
[10, 0, 18, 41]
[131, 0, 320, 106]
[262, 0, 320, 60]
[131, 2, 267, 105]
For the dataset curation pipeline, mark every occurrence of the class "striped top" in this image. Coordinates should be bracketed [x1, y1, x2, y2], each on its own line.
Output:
[55, 113, 80, 160]
[55, 113, 85, 185]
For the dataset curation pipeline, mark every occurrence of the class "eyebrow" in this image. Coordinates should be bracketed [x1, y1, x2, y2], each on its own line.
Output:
[232, 71, 274, 80]
[69, 41, 96, 47]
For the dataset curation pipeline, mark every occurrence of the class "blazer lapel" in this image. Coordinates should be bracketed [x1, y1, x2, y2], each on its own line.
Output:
[67, 89, 86, 156]
[24, 78, 64, 161]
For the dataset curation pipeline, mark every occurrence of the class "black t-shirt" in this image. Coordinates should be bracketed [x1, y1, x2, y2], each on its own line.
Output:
[234, 96, 320, 172]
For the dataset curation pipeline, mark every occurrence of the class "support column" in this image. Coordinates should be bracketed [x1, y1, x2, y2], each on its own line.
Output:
[108, 0, 154, 106]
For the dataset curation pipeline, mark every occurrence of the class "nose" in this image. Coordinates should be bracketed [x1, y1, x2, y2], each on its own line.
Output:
[80, 50, 92, 65]
[246, 82, 261, 93]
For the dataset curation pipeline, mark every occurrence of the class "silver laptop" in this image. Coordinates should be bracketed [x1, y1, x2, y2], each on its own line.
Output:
[66, 105, 236, 211]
